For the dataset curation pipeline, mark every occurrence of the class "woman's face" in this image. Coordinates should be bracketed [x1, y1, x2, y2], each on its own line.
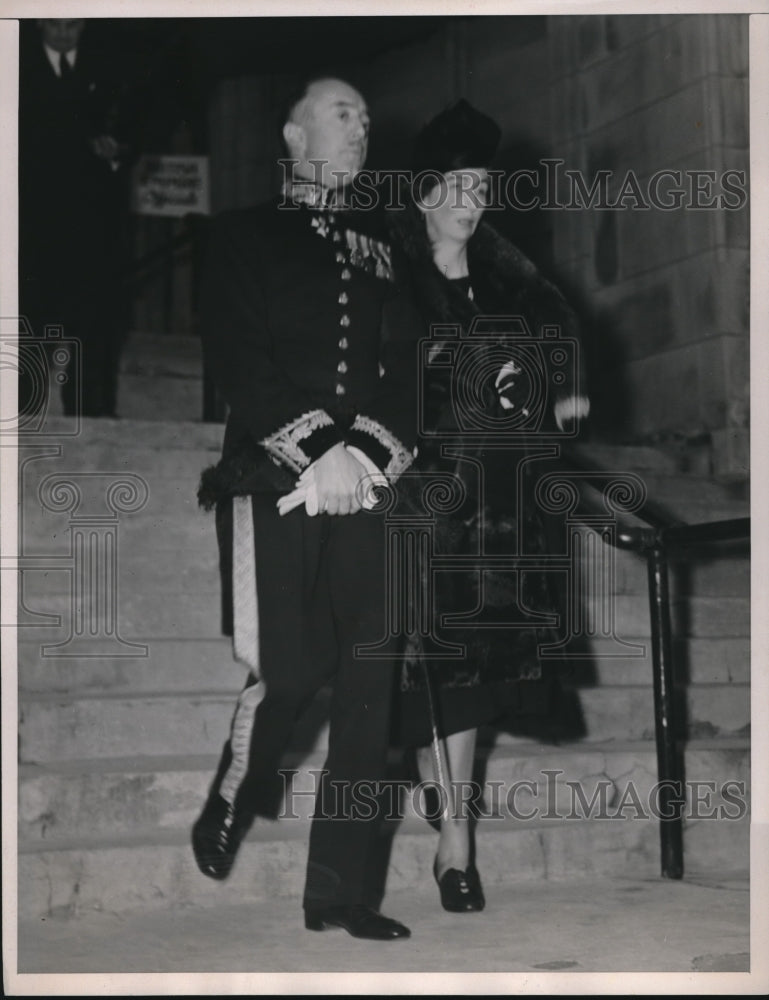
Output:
[418, 168, 490, 248]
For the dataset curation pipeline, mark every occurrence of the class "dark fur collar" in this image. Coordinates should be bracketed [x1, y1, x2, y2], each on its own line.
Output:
[387, 202, 581, 344]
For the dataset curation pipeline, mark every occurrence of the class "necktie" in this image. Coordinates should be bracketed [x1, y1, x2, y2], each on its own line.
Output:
[59, 52, 72, 79]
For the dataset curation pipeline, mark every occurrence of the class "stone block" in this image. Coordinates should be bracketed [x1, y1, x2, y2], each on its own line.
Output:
[576, 682, 749, 741]
[577, 15, 606, 68]
[18, 687, 333, 763]
[580, 16, 709, 136]
[709, 75, 749, 148]
[594, 278, 677, 363]
[672, 248, 749, 339]
[615, 207, 692, 284]
[549, 69, 582, 142]
[586, 80, 713, 184]
[706, 14, 749, 77]
[17, 637, 239, 695]
[712, 428, 750, 481]
[548, 17, 578, 79]
[603, 14, 684, 53]
[17, 584, 222, 645]
[697, 335, 749, 431]
[588, 637, 750, 686]
[117, 375, 202, 423]
[467, 28, 551, 98]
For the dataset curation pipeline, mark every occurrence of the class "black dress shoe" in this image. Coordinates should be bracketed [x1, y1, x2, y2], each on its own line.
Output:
[304, 904, 411, 939]
[191, 792, 250, 880]
[434, 860, 485, 912]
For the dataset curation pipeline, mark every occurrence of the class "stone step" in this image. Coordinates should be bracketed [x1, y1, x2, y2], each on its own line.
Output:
[17, 588, 223, 640]
[610, 547, 749, 599]
[20, 416, 223, 451]
[17, 810, 749, 921]
[13, 532, 750, 610]
[569, 442, 679, 474]
[18, 740, 749, 844]
[117, 332, 204, 423]
[13, 584, 750, 647]
[117, 375, 202, 423]
[570, 637, 750, 687]
[19, 512, 746, 584]
[17, 555, 221, 603]
[18, 681, 750, 764]
[17, 638, 241, 694]
[119, 332, 203, 379]
[573, 683, 749, 743]
[16, 627, 749, 697]
[19, 468, 213, 519]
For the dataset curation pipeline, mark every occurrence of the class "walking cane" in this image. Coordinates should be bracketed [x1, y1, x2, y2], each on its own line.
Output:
[420, 658, 453, 823]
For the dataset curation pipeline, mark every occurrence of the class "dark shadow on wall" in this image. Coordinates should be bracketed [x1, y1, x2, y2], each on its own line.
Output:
[492, 137, 632, 442]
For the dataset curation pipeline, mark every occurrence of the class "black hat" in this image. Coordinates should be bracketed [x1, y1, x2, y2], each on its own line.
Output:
[411, 98, 501, 177]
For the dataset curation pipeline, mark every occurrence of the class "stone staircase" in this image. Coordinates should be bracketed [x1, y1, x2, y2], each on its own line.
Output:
[14, 346, 750, 921]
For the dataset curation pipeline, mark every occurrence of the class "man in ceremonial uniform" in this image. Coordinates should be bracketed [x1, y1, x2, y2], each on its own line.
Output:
[192, 78, 419, 940]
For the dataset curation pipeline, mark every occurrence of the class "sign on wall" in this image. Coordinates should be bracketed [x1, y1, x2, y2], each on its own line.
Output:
[132, 155, 210, 217]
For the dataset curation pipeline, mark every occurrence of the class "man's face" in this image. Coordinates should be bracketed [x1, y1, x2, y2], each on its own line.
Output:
[38, 19, 85, 53]
[296, 80, 370, 188]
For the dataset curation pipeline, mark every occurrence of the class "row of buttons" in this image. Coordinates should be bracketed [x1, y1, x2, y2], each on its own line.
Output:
[329, 214, 353, 397]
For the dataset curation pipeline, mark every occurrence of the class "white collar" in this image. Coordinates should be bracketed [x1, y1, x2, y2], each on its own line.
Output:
[44, 44, 77, 76]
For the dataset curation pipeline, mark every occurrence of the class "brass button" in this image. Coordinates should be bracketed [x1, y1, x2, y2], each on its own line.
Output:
[338, 291, 349, 305]
[337, 360, 348, 374]
[335, 383, 346, 396]
[340, 314, 350, 327]
[338, 337, 349, 350]
[341, 268, 352, 280]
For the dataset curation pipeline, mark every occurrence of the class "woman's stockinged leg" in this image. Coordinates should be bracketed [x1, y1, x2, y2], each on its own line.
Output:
[416, 726, 478, 877]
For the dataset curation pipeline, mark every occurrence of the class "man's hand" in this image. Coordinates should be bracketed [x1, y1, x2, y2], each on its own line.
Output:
[312, 442, 367, 515]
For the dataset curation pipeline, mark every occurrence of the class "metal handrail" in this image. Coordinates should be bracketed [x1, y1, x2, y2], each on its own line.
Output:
[561, 452, 749, 880]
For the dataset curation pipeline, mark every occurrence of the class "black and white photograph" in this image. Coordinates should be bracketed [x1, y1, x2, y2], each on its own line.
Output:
[1, 1, 767, 994]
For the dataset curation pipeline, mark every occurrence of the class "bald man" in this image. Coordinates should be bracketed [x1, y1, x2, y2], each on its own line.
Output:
[191, 78, 419, 939]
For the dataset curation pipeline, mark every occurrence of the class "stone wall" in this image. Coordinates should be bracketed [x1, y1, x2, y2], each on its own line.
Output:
[548, 14, 749, 476]
[204, 13, 749, 476]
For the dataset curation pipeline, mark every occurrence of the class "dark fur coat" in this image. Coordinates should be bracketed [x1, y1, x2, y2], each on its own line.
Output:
[388, 204, 585, 695]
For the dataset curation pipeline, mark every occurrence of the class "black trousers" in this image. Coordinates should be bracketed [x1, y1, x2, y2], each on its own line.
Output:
[214, 493, 397, 908]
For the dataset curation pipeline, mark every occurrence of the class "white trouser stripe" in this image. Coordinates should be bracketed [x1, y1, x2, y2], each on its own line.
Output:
[220, 678, 267, 805]
[232, 495, 259, 670]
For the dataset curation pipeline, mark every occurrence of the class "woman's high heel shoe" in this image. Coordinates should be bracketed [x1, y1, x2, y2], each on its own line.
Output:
[433, 858, 486, 912]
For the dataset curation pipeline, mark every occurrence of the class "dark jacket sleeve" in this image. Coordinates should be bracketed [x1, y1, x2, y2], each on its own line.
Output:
[200, 212, 343, 472]
[345, 274, 422, 479]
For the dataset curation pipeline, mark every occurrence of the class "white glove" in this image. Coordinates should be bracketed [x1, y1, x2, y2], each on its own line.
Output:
[554, 394, 591, 431]
[276, 476, 313, 516]
[276, 447, 386, 516]
[346, 446, 387, 509]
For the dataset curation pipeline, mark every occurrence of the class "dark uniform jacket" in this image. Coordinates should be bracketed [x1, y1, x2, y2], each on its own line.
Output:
[198, 186, 422, 505]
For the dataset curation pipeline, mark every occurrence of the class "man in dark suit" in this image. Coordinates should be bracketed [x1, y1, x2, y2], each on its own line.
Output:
[19, 18, 129, 418]
[191, 78, 420, 940]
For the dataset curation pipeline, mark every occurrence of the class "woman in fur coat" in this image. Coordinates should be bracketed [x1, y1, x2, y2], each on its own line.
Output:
[388, 100, 590, 913]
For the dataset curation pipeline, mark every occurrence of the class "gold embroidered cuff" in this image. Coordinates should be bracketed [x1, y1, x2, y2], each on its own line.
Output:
[260, 409, 341, 473]
[347, 414, 414, 480]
